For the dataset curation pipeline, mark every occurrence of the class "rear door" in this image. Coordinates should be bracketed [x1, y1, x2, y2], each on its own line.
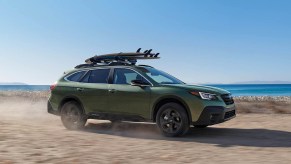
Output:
[108, 68, 151, 118]
[76, 68, 111, 114]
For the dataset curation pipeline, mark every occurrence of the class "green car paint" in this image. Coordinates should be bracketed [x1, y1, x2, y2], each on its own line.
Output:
[48, 65, 236, 126]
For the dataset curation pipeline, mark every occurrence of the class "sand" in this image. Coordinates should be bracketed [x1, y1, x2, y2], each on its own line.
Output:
[0, 91, 291, 163]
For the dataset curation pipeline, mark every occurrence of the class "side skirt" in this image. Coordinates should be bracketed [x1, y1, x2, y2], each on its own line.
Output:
[87, 112, 151, 122]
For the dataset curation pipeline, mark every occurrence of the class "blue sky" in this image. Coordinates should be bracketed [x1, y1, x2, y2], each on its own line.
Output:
[1, 0, 291, 84]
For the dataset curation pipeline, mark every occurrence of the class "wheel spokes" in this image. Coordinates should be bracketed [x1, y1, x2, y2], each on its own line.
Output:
[64, 106, 80, 123]
[160, 109, 182, 133]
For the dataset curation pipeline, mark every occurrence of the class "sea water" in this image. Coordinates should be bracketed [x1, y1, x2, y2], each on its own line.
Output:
[209, 84, 291, 96]
[1, 84, 291, 96]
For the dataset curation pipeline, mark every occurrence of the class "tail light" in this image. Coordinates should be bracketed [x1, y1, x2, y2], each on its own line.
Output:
[50, 82, 57, 91]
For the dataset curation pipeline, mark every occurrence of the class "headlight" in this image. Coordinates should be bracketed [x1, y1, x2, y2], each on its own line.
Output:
[189, 91, 218, 100]
[199, 92, 218, 100]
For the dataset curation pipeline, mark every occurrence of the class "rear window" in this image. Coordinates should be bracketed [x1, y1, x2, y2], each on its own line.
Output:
[66, 71, 86, 82]
[81, 69, 110, 84]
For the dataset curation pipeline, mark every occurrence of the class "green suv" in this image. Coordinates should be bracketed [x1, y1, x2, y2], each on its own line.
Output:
[48, 49, 236, 137]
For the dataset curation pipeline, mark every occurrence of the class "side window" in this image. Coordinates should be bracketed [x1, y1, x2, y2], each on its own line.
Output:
[113, 68, 148, 85]
[80, 71, 91, 83]
[83, 69, 110, 84]
[147, 75, 173, 84]
[66, 71, 86, 82]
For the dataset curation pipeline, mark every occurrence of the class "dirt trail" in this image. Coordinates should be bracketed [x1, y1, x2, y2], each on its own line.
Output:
[0, 96, 291, 164]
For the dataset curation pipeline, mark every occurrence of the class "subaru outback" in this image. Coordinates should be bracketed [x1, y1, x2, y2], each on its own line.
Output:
[48, 49, 236, 137]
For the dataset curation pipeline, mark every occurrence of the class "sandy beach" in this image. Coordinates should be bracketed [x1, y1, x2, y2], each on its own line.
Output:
[0, 91, 291, 163]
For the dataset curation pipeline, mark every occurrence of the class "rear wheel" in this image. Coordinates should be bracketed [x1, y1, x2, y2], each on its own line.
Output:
[156, 103, 190, 137]
[61, 101, 87, 130]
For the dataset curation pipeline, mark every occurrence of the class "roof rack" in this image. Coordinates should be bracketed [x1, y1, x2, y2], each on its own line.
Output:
[75, 48, 160, 68]
[138, 64, 154, 68]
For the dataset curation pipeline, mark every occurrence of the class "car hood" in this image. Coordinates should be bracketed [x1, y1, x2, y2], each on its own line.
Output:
[161, 84, 230, 95]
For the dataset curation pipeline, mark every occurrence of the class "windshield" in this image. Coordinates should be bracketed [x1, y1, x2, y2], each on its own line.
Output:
[139, 67, 184, 84]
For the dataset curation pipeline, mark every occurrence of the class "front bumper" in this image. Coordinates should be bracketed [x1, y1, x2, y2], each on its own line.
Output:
[193, 106, 236, 126]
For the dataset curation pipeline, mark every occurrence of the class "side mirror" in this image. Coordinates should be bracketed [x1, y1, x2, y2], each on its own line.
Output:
[130, 80, 150, 87]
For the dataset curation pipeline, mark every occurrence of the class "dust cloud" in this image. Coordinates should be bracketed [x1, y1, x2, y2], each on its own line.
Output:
[1, 92, 291, 163]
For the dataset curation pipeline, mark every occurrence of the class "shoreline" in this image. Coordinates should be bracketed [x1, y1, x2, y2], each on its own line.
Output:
[1, 91, 290, 114]
[1, 90, 291, 99]
[234, 96, 291, 102]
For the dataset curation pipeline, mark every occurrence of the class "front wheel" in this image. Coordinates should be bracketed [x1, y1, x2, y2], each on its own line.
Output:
[61, 101, 87, 130]
[156, 103, 190, 137]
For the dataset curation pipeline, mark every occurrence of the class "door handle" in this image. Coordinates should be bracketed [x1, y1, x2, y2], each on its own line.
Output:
[77, 88, 84, 92]
[108, 89, 116, 93]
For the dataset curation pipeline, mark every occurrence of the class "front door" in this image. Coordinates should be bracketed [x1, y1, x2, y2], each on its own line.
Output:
[108, 68, 151, 118]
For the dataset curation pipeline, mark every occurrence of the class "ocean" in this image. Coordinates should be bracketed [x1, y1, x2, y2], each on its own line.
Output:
[209, 84, 291, 96]
[0, 84, 291, 96]
[0, 85, 50, 91]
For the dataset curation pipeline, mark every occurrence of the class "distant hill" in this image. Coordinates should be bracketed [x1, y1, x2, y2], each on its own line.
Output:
[233, 81, 291, 84]
[0, 82, 28, 85]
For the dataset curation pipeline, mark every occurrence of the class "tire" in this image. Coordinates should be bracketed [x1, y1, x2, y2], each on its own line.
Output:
[60, 101, 87, 130]
[194, 125, 208, 128]
[156, 103, 190, 137]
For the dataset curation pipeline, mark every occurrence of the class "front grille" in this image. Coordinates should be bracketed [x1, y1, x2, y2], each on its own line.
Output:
[224, 110, 236, 119]
[221, 94, 234, 105]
